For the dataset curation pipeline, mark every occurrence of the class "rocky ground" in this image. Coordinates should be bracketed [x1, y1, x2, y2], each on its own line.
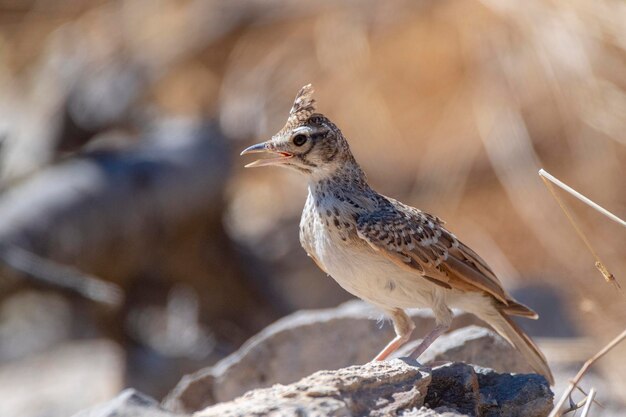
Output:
[2, 299, 621, 417]
[79, 360, 552, 417]
[73, 301, 559, 417]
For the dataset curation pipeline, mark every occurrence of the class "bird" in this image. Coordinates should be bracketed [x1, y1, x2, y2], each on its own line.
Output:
[241, 84, 554, 384]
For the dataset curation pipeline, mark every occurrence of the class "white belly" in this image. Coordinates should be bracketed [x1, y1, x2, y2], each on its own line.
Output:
[312, 230, 445, 311]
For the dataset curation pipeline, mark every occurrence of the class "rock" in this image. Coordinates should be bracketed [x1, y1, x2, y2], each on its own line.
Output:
[164, 300, 480, 413]
[72, 389, 188, 417]
[163, 302, 553, 416]
[475, 367, 553, 417]
[402, 407, 468, 416]
[424, 363, 479, 416]
[395, 326, 534, 375]
[195, 359, 431, 417]
[74, 360, 553, 417]
[191, 360, 552, 417]
[165, 368, 216, 416]
[423, 362, 552, 417]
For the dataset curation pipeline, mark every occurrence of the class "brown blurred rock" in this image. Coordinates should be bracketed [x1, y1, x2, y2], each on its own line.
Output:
[163, 300, 480, 413]
[196, 359, 431, 417]
[0, 119, 229, 288]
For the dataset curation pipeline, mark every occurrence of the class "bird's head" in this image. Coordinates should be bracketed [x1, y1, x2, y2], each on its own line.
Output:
[241, 84, 355, 178]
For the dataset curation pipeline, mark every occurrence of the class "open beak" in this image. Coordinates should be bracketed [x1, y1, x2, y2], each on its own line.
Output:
[240, 141, 294, 168]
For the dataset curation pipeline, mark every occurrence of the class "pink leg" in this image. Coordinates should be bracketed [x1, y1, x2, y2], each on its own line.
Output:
[407, 323, 449, 360]
[373, 309, 415, 361]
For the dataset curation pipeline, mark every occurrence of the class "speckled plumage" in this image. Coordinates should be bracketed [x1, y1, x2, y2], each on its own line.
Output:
[241, 85, 554, 384]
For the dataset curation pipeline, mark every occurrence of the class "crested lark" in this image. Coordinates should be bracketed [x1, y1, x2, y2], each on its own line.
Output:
[241, 85, 554, 384]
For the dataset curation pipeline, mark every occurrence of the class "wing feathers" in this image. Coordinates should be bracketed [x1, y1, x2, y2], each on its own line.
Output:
[356, 197, 509, 304]
[443, 255, 508, 303]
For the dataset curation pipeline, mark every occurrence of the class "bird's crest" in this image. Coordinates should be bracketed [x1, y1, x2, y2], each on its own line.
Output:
[288, 84, 316, 124]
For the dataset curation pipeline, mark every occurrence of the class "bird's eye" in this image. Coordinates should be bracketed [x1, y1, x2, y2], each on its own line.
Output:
[293, 134, 307, 147]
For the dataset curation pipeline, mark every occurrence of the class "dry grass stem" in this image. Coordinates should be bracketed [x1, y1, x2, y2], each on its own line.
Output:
[562, 395, 591, 415]
[561, 387, 602, 416]
[538, 169, 622, 289]
[579, 387, 597, 417]
[549, 329, 626, 417]
[575, 386, 605, 410]
[538, 170, 626, 228]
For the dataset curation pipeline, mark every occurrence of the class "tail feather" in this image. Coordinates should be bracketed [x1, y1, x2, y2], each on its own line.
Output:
[500, 299, 539, 319]
[477, 307, 554, 385]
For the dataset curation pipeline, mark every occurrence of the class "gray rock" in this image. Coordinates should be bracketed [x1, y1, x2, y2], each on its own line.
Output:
[74, 360, 552, 417]
[164, 301, 479, 413]
[163, 302, 553, 416]
[424, 363, 479, 416]
[402, 406, 468, 416]
[195, 359, 431, 417]
[423, 362, 552, 417]
[395, 326, 534, 375]
[475, 367, 553, 417]
[72, 389, 188, 417]
[191, 360, 552, 417]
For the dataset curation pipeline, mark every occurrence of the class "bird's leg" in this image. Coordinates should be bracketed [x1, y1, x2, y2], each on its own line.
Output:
[373, 308, 415, 361]
[407, 322, 449, 360]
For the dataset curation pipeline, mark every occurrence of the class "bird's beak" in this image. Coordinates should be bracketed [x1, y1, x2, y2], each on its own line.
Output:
[240, 141, 294, 168]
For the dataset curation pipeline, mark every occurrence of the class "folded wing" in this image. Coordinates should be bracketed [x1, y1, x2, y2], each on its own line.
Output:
[355, 197, 512, 305]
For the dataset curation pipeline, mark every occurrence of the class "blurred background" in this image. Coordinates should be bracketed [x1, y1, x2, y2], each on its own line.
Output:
[0, 0, 624, 416]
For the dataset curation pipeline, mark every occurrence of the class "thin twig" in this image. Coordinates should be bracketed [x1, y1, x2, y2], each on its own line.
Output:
[549, 329, 626, 417]
[561, 396, 588, 415]
[560, 388, 600, 416]
[575, 386, 604, 409]
[579, 388, 596, 417]
[538, 169, 621, 288]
